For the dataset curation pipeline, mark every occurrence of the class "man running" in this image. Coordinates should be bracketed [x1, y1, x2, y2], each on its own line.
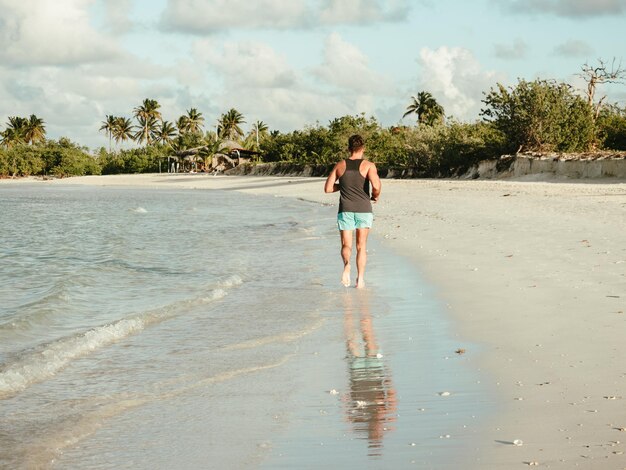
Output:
[324, 135, 381, 288]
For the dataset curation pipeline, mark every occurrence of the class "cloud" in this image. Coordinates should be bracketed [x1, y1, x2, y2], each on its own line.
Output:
[0, 53, 173, 148]
[497, 0, 626, 18]
[412, 46, 503, 120]
[194, 40, 297, 89]
[160, 0, 311, 33]
[318, 0, 410, 24]
[494, 38, 528, 60]
[160, 0, 410, 33]
[314, 33, 393, 94]
[103, 0, 134, 34]
[190, 37, 383, 131]
[0, 0, 121, 66]
[552, 39, 594, 57]
[0, 68, 105, 146]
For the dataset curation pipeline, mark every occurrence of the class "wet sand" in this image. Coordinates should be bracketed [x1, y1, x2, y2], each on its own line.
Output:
[7, 173, 626, 468]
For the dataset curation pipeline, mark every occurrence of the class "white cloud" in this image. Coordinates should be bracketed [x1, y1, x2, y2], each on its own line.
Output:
[195, 40, 297, 89]
[0, 53, 174, 148]
[319, 0, 409, 24]
[494, 38, 528, 60]
[413, 46, 503, 120]
[314, 33, 393, 94]
[160, 0, 311, 33]
[0, 68, 105, 146]
[552, 39, 594, 57]
[0, 0, 121, 66]
[103, 0, 134, 34]
[190, 37, 382, 131]
[498, 0, 626, 18]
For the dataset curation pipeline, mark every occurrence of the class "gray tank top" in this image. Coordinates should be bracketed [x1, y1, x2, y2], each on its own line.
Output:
[338, 159, 372, 213]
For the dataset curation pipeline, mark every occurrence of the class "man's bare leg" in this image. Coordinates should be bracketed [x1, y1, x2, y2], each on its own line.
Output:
[340, 230, 353, 287]
[355, 228, 369, 288]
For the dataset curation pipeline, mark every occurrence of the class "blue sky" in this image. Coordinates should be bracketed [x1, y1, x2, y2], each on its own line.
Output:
[1, 0, 625, 148]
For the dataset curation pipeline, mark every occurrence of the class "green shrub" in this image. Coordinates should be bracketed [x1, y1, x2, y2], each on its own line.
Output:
[98, 144, 166, 174]
[0, 144, 44, 177]
[0, 139, 98, 177]
[597, 104, 626, 150]
[41, 138, 100, 177]
[259, 114, 507, 176]
[438, 121, 507, 173]
[481, 79, 595, 152]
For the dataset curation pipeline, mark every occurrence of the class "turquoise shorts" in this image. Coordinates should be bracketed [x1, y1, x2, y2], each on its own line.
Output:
[337, 212, 373, 231]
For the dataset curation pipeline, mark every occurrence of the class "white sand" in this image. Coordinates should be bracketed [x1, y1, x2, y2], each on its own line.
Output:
[7, 173, 626, 467]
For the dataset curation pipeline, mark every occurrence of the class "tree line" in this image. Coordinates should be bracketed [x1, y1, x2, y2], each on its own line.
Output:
[1, 59, 625, 178]
[99, 100, 268, 150]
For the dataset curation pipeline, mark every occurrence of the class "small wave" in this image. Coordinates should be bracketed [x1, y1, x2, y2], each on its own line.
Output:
[0, 279, 243, 400]
[131, 207, 148, 213]
[0, 317, 146, 399]
[201, 288, 226, 302]
[220, 274, 243, 288]
[0, 282, 71, 331]
[97, 259, 190, 276]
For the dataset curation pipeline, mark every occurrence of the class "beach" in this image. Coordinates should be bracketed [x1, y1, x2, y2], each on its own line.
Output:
[2, 173, 625, 468]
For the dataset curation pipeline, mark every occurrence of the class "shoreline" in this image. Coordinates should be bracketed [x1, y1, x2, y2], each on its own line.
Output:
[4, 173, 626, 468]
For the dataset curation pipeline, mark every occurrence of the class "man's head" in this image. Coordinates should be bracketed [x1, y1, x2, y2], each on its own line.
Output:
[348, 134, 365, 154]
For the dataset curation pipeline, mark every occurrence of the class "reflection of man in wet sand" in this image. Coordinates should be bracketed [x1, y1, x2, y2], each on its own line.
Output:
[343, 290, 397, 455]
[324, 135, 381, 288]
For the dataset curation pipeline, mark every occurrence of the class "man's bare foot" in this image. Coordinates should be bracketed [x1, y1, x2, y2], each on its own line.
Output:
[341, 264, 351, 287]
[355, 277, 365, 289]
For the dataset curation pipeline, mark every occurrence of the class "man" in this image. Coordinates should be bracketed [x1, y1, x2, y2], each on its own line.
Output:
[324, 135, 381, 288]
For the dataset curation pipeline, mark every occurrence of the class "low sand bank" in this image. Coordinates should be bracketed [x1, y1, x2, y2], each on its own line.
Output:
[6, 173, 626, 468]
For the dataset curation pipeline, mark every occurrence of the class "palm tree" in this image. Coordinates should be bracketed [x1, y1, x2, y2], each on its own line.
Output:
[23, 114, 46, 145]
[100, 114, 117, 152]
[133, 99, 162, 145]
[403, 91, 445, 126]
[242, 134, 258, 151]
[169, 135, 187, 154]
[1, 117, 27, 148]
[134, 115, 159, 145]
[250, 120, 269, 148]
[153, 120, 177, 145]
[111, 117, 134, 146]
[176, 116, 186, 135]
[218, 108, 245, 140]
[198, 133, 228, 171]
[178, 108, 204, 135]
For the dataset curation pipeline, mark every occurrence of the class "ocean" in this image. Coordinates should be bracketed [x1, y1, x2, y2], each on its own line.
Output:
[0, 183, 491, 469]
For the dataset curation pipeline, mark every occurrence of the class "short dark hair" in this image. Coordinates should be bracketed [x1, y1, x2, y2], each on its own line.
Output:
[348, 134, 364, 153]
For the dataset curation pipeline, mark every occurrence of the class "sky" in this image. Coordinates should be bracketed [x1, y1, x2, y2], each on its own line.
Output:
[1, 0, 625, 149]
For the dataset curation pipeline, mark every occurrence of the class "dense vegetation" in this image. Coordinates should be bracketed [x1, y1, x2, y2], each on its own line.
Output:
[2, 60, 625, 178]
[0, 138, 99, 178]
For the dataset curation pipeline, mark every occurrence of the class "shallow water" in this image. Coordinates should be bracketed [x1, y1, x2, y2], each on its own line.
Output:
[0, 183, 492, 469]
[258, 239, 494, 469]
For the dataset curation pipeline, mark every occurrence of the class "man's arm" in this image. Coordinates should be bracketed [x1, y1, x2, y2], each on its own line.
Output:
[368, 163, 381, 201]
[324, 164, 340, 193]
